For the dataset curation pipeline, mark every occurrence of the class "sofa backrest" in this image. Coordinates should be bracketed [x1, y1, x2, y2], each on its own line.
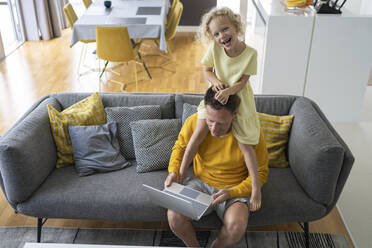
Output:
[254, 95, 298, 115]
[51, 92, 176, 119]
[174, 94, 203, 119]
[175, 94, 298, 118]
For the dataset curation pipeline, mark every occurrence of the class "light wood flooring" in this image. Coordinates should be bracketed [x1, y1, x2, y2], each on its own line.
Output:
[0, 29, 353, 247]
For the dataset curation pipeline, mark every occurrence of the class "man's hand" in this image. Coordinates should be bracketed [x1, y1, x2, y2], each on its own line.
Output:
[164, 172, 178, 188]
[212, 82, 228, 92]
[214, 88, 230, 105]
[211, 189, 230, 205]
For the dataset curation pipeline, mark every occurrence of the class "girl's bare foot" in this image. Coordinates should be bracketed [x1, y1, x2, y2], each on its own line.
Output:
[250, 185, 261, 211]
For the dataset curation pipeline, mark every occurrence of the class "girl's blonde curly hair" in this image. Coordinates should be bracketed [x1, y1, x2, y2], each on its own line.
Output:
[197, 7, 245, 45]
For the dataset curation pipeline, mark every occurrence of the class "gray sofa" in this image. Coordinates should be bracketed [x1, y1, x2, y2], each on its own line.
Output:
[0, 92, 354, 244]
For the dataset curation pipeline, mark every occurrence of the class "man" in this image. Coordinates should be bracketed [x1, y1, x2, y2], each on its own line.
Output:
[165, 87, 269, 247]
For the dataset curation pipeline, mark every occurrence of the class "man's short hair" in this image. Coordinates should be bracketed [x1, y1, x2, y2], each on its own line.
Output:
[204, 87, 240, 114]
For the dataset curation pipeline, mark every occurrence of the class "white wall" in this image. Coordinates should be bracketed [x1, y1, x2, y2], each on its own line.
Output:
[344, 0, 372, 14]
[360, 0, 372, 14]
[217, 0, 240, 13]
[0, 32, 5, 59]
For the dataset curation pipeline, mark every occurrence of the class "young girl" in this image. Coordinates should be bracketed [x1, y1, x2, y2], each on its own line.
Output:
[179, 7, 262, 212]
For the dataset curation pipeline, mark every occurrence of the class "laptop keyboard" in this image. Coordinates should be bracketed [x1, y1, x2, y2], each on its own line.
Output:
[165, 189, 208, 216]
[192, 201, 208, 216]
[180, 187, 200, 199]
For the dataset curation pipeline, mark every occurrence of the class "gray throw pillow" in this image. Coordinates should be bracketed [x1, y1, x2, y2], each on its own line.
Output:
[105, 105, 161, 159]
[69, 122, 131, 177]
[130, 119, 182, 173]
[182, 103, 198, 125]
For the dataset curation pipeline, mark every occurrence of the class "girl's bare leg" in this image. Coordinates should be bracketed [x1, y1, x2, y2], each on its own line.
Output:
[179, 119, 209, 183]
[237, 142, 262, 211]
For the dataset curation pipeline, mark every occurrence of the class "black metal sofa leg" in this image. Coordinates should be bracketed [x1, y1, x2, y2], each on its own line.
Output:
[37, 217, 48, 243]
[298, 222, 310, 248]
[304, 222, 309, 248]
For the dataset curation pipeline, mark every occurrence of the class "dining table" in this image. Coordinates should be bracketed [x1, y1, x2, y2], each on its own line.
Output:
[70, 0, 170, 52]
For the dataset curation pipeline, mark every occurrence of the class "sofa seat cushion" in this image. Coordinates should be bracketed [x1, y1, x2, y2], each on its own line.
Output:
[17, 166, 326, 226]
[248, 168, 327, 226]
[17, 162, 169, 222]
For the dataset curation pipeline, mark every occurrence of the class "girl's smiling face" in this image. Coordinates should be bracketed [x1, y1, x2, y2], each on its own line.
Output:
[208, 16, 238, 52]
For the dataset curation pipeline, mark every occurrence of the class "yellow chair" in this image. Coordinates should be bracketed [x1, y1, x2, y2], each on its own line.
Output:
[166, 0, 179, 29]
[64, 3, 95, 76]
[82, 0, 92, 9]
[165, 1, 183, 53]
[142, 0, 180, 49]
[96, 26, 152, 92]
[141, 2, 183, 71]
[64, 3, 78, 28]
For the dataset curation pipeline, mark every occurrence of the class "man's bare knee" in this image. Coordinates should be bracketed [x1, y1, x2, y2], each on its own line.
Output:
[168, 210, 189, 230]
[224, 219, 247, 242]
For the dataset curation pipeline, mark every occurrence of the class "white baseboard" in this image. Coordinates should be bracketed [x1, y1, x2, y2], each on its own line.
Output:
[336, 204, 358, 248]
[176, 26, 199, 33]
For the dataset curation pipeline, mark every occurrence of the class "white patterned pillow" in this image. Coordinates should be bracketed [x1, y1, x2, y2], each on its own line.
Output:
[105, 105, 161, 159]
[130, 119, 182, 173]
[182, 103, 198, 125]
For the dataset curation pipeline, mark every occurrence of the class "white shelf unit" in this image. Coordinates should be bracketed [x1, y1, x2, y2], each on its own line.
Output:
[248, 0, 372, 122]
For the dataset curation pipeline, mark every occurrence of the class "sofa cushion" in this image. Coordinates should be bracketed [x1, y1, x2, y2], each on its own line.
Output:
[69, 122, 131, 177]
[48, 93, 107, 168]
[106, 105, 161, 159]
[288, 97, 344, 205]
[0, 97, 60, 205]
[182, 103, 198, 125]
[52, 92, 175, 119]
[258, 112, 294, 168]
[16, 166, 326, 226]
[130, 119, 181, 173]
[16, 164, 170, 222]
[248, 168, 327, 226]
[175, 94, 203, 120]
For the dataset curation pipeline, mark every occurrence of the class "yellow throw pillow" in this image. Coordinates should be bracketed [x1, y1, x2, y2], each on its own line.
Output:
[48, 93, 107, 168]
[258, 112, 294, 168]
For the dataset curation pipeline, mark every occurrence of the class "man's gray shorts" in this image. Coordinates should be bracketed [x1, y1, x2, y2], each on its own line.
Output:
[184, 176, 250, 220]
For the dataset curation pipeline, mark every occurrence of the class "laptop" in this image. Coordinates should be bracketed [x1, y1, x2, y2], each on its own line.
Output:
[143, 182, 213, 220]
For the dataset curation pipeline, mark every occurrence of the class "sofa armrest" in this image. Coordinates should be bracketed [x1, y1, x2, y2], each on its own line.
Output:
[288, 97, 347, 206]
[0, 97, 61, 207]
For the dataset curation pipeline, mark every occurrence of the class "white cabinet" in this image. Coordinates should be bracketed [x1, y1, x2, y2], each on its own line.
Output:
[304, 12, 372, 122]
[249, 0, 372, 122]
[248, 0, 315, 95]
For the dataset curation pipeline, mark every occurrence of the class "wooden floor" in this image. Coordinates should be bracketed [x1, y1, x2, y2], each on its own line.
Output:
[0, 29, 353, 247]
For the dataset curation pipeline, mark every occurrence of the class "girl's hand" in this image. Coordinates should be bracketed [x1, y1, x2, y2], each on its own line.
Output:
[178, 168, 188, 185]
[215, 88, 230, 105]
[212, 82, 228, 92]
[164, 172, 178, 188]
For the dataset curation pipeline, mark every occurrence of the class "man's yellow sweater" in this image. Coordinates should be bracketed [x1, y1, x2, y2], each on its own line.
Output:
[168, 114, 269, 199]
